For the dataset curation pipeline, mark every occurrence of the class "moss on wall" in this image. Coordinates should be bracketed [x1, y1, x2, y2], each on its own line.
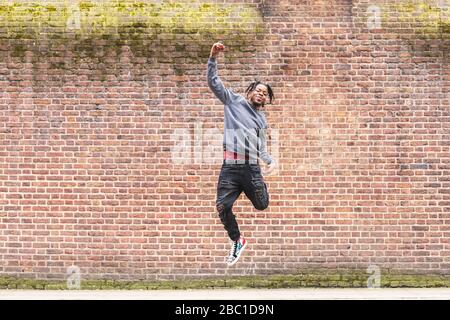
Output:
[0, 1, 265, 67]
[382, 1, 449, 39]
[355, 0, 448, 41]
[1, 270, 450, 289]
[0, 0, 264, 39]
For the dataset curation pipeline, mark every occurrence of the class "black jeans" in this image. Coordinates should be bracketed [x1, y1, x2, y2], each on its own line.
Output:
[216, 163, 269, 242]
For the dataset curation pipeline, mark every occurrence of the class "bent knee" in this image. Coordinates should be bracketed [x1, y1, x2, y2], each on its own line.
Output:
[254, 201, 269, 211]
[216, 202, 231, 215]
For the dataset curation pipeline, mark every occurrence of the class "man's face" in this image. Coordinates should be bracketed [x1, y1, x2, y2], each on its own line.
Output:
[248, 84, 269, 107]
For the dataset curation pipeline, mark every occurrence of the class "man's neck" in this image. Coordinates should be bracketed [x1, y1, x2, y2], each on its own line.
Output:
[247, 99, 262, 111]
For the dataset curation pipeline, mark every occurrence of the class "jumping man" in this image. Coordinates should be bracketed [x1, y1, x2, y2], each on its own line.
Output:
[207, 42, 277, 266]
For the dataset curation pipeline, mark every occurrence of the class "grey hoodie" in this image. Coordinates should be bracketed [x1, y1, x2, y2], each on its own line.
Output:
[207, 57, 274, 165]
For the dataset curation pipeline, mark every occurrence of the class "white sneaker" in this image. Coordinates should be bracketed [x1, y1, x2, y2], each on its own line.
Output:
[226, 237, 247, 266]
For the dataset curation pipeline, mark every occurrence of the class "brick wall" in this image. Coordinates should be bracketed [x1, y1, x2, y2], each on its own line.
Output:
[0, 0, 448, 281]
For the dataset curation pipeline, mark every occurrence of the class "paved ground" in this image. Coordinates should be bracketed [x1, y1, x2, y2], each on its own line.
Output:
[0, 288, 449, 300]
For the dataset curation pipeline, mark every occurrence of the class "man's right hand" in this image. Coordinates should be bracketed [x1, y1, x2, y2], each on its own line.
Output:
[210, 42, 225, 58]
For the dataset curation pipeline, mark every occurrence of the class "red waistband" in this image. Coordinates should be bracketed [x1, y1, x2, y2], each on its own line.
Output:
[224, 150, 245, 160]
[223, 151, 260, 164]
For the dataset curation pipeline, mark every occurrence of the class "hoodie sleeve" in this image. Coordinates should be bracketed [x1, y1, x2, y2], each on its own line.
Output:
[258, 128, 274, 165]
[207, 57, 233, 105]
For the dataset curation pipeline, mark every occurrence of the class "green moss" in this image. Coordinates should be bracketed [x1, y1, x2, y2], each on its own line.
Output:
[46, 5, 57, 12]
[130, 22, 148, 29]
[79, 2, 94, 11]
[1, 271, 450, 289]
[383, 1, 449, 39]
[0, 5, 10, 13]
[132, 2, 146, 9]
[439, 21, 450, 35]
[199, 3, 212, 11]
[0, 1, 263, 67]
[113, 2, 128, 12]
[11, 44, 26, 57]
[0, 1, 264, 38]
[50, 62, 65, 69]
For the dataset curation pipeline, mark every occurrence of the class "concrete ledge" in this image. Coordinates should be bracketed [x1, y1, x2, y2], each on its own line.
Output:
[1, 288, 450, 300]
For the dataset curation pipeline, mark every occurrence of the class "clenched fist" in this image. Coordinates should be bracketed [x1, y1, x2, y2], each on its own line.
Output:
[210, 42, 225, 58]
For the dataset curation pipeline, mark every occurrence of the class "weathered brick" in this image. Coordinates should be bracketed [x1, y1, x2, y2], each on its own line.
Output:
[0, 0, 448, 281]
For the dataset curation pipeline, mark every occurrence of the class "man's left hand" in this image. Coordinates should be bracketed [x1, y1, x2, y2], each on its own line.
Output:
[262, 161, 277, 175]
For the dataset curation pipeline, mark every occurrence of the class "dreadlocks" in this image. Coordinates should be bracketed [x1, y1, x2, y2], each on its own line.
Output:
[245, 81, 275, 105]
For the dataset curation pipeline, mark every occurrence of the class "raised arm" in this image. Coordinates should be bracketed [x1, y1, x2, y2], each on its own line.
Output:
[207, 42, 233, 105]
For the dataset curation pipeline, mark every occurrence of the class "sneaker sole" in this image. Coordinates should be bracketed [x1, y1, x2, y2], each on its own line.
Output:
[227, 240, 247, 267]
